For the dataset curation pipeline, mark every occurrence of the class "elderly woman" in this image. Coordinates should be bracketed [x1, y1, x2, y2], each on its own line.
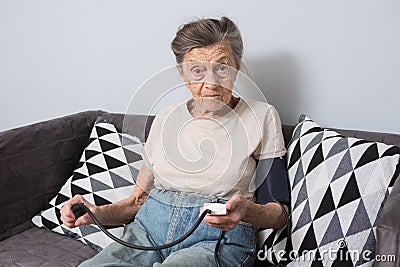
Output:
[61, 17, 289, 267]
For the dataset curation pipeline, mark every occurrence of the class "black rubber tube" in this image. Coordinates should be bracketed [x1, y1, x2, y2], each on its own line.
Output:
[72, 203, 212, 250]
[214, 230, 225, 267]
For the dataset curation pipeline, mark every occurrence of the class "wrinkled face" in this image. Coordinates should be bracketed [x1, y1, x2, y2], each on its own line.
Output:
[179, 41, 238, 111]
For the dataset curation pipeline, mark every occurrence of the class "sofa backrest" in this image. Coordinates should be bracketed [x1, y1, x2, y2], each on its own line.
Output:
[281, 125, 400, 148]
[100, 112, 155, 142]
[101, 112, 400, 150]
[0, 110, 104, 241]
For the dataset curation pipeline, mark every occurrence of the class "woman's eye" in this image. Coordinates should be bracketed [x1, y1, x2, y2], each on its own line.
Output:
[216, 65, 229, 77]
[219, 65, 227, 71]
[191, 67, 205, 80]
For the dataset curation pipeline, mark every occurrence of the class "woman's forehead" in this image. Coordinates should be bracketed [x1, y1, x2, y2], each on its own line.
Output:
[183, 41, 235, 64]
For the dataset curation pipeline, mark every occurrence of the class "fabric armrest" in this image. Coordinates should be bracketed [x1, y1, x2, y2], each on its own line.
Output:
[375, 173, 400, 266]
[0, 110, 103, 241]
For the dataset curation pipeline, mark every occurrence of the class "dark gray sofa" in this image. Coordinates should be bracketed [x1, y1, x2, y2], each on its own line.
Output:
[0, 110, 399, 266]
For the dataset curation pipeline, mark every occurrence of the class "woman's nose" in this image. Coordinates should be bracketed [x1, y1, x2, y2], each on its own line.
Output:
[203, 71, 219, 90]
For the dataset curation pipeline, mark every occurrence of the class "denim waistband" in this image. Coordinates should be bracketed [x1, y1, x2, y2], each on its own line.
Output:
[148, 188, 225, 208]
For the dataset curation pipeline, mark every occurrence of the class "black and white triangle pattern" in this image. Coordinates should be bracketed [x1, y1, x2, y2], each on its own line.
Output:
[257, 226, 292, 265]
[32, 117, 144, 251]
[258, 115, 400, 266]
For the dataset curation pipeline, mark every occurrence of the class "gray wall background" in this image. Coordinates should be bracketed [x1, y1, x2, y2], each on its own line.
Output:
[1, 0, 399, 133]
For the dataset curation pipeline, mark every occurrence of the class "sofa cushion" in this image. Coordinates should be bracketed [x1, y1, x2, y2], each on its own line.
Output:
[32, 116, 144, 251]
[258, 115, 400, 266]
[0, 227, 97, 267]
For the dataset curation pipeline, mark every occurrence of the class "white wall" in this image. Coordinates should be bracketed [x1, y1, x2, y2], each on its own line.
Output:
[1, 0, 399, 133]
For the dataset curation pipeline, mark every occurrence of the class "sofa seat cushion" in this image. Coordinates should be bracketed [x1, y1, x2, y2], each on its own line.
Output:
[0, 227, 97, 266]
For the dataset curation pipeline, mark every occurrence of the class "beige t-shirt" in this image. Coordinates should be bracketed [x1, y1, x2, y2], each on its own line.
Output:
[142, 98, 286, 200]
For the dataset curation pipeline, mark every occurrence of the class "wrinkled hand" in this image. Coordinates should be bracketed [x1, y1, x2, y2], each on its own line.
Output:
[60, 195, 97, 228]
[200, 195, 249, 231]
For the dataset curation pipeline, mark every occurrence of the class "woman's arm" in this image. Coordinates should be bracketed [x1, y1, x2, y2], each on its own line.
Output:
[245, 201, 289, 229]
[233, 196, 288, 229]
[61, 163, 154, 228]
[92, 163, 155, 225]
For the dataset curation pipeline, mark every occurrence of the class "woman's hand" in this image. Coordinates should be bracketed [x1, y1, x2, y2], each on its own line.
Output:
[200, 195, 288, 230]
[200, 195, 250, 231]
[60, 194, 98, 228]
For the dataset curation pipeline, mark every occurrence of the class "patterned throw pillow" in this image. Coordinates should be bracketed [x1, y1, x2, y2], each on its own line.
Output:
[32, 116, 144, 251]
[257, 115, 400, 266]
[257, 225, 291, 265]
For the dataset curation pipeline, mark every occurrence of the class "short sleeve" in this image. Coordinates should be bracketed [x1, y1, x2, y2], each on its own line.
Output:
[142, 134, 155, 173]
[142, 112, 163, 172]
[142, 105, 175, 173]
[253, 105, 286, 160]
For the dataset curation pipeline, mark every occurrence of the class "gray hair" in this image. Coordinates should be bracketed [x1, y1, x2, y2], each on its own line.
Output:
[171, 17, 244, 69]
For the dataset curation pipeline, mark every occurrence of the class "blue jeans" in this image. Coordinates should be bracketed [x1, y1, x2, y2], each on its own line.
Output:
[79, 189, 258, 267]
